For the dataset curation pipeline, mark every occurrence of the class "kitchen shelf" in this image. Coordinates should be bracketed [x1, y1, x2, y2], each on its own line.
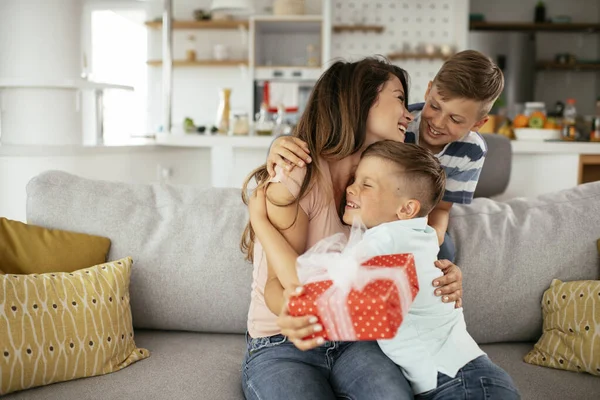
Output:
[469, 21, 600, 32]
[147, 59, 248, 67]
[387, 53, 452, 61]
[254, 17, 322, 34]
[332, 25, 384, 33]
[145, 20, 249, 30]
[536, 62, 600, 71]
[254, 65, 321, 69]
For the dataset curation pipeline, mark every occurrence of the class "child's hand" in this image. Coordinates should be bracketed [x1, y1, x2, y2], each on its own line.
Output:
[267, 136, 311, 177]
[248, 186, 269, 226]
[278, 286, 325, 351]
[433, 260, 463, 308]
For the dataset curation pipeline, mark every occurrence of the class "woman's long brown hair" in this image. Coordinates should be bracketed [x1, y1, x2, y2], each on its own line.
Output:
[241, 57, 410, 262]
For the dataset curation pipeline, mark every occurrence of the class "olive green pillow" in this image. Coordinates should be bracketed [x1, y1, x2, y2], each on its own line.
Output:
[524, 279, 600, 376]
[0, 217, 111, 274]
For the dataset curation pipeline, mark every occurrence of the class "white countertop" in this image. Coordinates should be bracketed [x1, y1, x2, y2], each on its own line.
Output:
[155, 133, 275, 148]
[510, 140, 600, 154]
[0, 138, 158, 156]
[4, 135, 600, 157]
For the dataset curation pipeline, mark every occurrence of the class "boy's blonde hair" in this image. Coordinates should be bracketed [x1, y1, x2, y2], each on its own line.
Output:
[361, 141, 446, 217]
[433, 50, 504, 116]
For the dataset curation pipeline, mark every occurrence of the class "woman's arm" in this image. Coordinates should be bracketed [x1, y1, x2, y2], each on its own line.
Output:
[249, 184, 308, 291]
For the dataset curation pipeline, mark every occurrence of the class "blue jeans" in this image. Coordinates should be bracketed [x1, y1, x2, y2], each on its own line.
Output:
[437, 232, 455, 263]
[416, 356, 521, 400]
[242, 334, 413, 400]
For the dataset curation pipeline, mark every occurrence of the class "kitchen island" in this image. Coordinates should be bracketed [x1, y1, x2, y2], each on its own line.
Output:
[494, 140, 600, 201]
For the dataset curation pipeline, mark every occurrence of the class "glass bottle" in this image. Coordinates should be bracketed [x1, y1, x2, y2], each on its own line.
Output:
[561, 98, 578, 141]
[255, 102, 274, 136]
[591, 97, 600, 142]
[216, 88, 232, 134]
[186, 35, 197, 61]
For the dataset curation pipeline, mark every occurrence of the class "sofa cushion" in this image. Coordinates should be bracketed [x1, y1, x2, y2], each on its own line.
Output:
[449, 181, 600, 344]
[483, 343, 600, 400]
[3, 331, 599, 400]
[2, 331, 246, 400]
[0, 217, 111, 274]
[0, 257, 148, 396]
[523, 279, 600, 375]
[26, 171, 253, 334]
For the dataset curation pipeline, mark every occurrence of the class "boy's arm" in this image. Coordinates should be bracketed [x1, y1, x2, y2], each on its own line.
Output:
[428, 200, 453, 245]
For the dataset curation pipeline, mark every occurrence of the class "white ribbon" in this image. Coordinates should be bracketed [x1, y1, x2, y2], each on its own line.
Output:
[296, 219, 417, 340]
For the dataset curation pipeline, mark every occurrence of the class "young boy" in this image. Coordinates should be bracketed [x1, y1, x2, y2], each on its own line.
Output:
[341, 141, 519, 399]
[266, 50, 505, 264]
[252, 140, 519, 398]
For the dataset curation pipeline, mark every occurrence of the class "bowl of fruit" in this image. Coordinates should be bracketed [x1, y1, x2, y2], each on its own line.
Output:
[513, 112, 561, 141]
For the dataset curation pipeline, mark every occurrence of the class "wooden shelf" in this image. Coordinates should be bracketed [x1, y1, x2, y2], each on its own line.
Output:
[387, 53, 452, 61]
[145, 20, 249, 30]
[254, 65, 321, 69]
[469, 21, 600, 32]
[333, 25, 384, 33]
[147, 59, 248, 67]
[536, 62, 600, 71]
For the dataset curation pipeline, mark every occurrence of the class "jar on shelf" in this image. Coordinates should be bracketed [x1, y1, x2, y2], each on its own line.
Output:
[231, 112, 250, 136]
[524, 102, 546, 117]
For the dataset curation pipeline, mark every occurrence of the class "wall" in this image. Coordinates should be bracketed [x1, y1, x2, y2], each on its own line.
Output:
[469, 0, 600, 116]
[330, 0, 469, 104]
[0, 146, 211, 222]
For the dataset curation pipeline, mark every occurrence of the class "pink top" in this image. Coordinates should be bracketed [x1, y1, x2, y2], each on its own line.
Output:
[247, 161, 349, 338]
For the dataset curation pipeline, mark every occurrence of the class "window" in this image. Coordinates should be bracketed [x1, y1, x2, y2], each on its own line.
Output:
[85, 3, 149, 142]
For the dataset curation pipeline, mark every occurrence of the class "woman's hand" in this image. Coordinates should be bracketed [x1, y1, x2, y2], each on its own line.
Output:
[433, 260, 463, 308]
[278, 287, 325, 351]
[267, 136, 312, 177]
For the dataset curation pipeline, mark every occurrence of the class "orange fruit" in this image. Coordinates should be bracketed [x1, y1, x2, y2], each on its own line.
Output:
[513, 114, 529, 128]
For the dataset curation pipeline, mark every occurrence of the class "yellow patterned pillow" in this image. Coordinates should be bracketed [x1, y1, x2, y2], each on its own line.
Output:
[524, 279, 600, 375]
[0, 257, 149, 395]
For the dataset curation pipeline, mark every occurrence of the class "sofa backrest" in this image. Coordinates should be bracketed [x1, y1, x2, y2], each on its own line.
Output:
[449, 183, 600, 343]
[27, 171, 600, 343]
[27, 171, 252, 334]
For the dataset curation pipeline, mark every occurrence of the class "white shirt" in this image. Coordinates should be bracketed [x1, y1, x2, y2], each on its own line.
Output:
[360, 218, 484, 395]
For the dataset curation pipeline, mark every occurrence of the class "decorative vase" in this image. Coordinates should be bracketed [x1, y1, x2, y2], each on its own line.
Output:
[216, 88, 232, 134]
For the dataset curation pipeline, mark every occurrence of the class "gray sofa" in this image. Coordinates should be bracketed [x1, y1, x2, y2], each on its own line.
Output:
[5, 167, 600, 400]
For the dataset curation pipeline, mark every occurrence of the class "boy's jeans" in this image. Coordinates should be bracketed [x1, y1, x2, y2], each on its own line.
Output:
[438, 232, 456, 262]
[416, 355, 521, 400]
[242, 334, 413, 400]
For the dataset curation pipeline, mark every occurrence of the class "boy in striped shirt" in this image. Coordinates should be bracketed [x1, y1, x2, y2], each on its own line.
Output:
[404, 50, 504, 264]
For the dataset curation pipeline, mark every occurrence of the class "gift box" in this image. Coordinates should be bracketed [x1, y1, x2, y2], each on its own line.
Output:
[288, 253, 419, 341]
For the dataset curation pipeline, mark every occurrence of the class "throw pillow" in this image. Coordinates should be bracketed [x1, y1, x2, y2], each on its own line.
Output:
[0, 217, 111, 274]
[0, 257, 149, 395]
[524, 279, 600, 375]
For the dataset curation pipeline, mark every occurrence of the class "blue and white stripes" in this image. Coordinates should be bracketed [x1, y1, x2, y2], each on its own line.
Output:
[405, 103, 487, 204]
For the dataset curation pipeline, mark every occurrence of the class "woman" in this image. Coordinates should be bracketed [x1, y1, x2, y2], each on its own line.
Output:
[241, 58, 463, 400]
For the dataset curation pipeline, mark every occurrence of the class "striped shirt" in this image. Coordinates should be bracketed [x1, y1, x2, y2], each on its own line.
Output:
[406, 103, 487, 204]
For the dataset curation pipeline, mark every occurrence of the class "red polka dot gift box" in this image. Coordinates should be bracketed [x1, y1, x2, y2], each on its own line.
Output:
[288, 254, 419, 341]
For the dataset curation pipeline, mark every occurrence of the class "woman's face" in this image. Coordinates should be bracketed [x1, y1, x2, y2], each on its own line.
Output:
[365, 76, 412, 146]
